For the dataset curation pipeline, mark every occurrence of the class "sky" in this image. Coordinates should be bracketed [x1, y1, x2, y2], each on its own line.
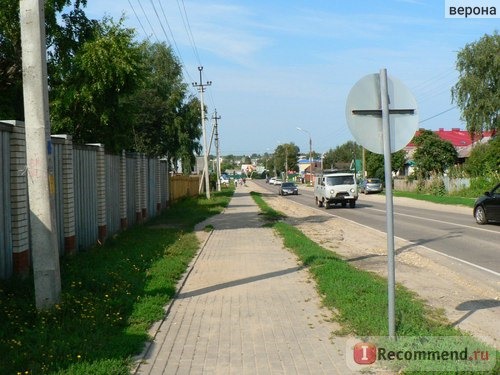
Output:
[82, 0, 499, 156]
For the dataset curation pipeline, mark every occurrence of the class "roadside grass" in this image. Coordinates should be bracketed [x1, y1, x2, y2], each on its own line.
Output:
[392, 190, 476, 208]
[0, 189, 233, 375]
[251, 191, 498, 374]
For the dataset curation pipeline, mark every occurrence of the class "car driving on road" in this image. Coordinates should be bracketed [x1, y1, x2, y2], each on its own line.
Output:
[279, 182, 298, 196]
[473, 183, 500, 224]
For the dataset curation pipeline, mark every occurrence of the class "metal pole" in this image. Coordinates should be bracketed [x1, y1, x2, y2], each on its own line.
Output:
[380, 68, 396, 339]
[20, 0, 61, 309]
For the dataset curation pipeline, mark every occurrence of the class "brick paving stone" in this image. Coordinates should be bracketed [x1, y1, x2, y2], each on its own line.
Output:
[134, 182, 353, 374]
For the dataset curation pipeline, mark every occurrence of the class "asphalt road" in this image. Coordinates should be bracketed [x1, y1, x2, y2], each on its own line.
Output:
[255, 180, 500, 276]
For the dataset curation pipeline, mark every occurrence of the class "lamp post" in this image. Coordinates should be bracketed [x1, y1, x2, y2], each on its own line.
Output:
[297, 127, 312, 184]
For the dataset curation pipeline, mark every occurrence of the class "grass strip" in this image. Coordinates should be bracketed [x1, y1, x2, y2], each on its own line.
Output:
[251, 191, 498, 374]
[0, 189, 233, 375]
[393, 190, 476, 208]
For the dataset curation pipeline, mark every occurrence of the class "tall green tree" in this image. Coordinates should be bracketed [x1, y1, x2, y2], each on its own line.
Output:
[323, 141, 362, 170]
[464, 136, 500, 176]
[0, 0, 92, 120]
[50, 18, 145, 152]
[365, 149, 406, 181]
[131, 41, 201, 166]
[412, 130, 458, 178]
[452, 32, 500, 135]
[273, 143, 299, 175]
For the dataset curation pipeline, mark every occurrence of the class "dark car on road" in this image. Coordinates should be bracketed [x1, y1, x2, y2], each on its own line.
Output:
[279, 182, 298, 196]
[473, 183, 500, 224]
[359, 178, 383, 194]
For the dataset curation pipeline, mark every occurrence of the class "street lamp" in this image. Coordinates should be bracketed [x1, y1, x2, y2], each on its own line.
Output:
[297, 127, 312, 184]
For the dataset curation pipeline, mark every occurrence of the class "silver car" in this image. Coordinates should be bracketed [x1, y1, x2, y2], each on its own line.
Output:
[359, 178, 383, 194]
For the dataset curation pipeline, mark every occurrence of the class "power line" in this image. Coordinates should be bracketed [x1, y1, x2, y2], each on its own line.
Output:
[135, 0, 160, 42]
[148, 0, 171, 45]
[419, 106, 457, 124]
[177, 0, 202, 66]
[127, 0, 150, 40]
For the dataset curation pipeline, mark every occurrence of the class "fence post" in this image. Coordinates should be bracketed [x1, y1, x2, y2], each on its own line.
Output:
[9, 121, 30, 276]
[142, 154, 147, 220]
[87, 143, 106, 244]
[120, 150, 128, 230]
[135, 153, 143, 223]
[58, 134, 76, 255]
[156, 158, 161, 214]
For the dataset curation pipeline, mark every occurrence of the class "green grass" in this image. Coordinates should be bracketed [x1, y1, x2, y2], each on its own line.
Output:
[393, 190, 476, 208]
[250, 191, 285, 225]
[251, 192, 499, 374]
[0, 189, 233, 375]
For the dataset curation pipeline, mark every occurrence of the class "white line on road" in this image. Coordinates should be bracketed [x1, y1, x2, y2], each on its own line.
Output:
[293, 198, 500, 278]
[364, 207, 500, 235]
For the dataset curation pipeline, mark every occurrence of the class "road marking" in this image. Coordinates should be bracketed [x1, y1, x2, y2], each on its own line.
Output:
[364, 207, 500, 235]
[289, 196, 500, 278]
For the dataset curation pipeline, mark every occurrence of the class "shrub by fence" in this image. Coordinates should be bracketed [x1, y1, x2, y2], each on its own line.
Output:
[0, 120, 201, 279]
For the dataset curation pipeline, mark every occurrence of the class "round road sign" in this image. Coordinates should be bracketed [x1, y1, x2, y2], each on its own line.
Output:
[345, 73, 419, 154]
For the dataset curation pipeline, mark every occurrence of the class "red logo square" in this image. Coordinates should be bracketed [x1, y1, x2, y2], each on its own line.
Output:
[353, 342, 377, 364]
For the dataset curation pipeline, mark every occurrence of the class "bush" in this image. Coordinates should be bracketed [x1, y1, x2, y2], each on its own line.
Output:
[429, 178, 446, 196]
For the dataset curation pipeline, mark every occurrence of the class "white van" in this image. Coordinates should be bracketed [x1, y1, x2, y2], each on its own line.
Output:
[314, 170, 358, 208]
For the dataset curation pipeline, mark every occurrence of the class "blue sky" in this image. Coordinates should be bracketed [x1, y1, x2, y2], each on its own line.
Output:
[83, 0, 498, 156]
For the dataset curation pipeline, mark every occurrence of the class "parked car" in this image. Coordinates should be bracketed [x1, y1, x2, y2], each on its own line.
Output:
[473, 183, 500, 224]
[359, 178, 383, 194]
[268, 177, 277, 185]
[279, 182, 298, 196]
[220, 175, 230, 185]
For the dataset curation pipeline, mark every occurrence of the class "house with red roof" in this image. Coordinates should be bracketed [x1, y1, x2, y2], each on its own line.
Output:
[406, 128, 495, 159]
[404, 128, 495, 174]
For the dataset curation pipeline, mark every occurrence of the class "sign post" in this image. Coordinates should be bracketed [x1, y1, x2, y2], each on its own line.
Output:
[346, 69, 418, 339]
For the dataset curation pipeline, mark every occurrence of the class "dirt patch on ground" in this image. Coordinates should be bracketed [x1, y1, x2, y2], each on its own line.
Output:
[249, 182, 500, 350]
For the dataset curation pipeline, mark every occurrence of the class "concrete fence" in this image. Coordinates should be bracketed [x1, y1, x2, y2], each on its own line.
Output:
[0, 120, 199, 279]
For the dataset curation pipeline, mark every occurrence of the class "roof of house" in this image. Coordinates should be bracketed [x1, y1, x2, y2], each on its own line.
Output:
[406, 128, 495, 148]
[405, 128, 495, 159]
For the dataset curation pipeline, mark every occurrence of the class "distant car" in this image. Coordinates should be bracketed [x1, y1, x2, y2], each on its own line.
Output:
[220, 175, 230, 185]
[274, 178, 283, 185]
[473, 183, 500, 224]
[269, 177, 277, 185]
[359, 178, 383, 194]
[279, 182, 298, 196]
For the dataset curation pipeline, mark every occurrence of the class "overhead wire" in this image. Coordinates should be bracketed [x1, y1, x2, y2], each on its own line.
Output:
[175, 0, 217, 109]
[135, 0, 160, 42]
[419, 106, 458, 124]
[127, 0, 150, 41]
[156, 0, 198, 91]
[148, 0, 171, 45]
[176, 0, 202, 67]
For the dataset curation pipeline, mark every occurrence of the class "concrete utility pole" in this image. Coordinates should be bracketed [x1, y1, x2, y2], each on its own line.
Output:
[20, 0, 61, 309]
[212, 110, 221, 192]
[192, 66, 212, 199]
[297, 127, 312, 184]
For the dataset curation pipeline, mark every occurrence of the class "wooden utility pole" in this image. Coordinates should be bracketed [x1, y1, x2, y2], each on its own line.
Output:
[20, 0, 61, 309]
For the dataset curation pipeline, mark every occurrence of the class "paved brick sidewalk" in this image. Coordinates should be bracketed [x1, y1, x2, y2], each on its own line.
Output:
[134, 182, 351, 374]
